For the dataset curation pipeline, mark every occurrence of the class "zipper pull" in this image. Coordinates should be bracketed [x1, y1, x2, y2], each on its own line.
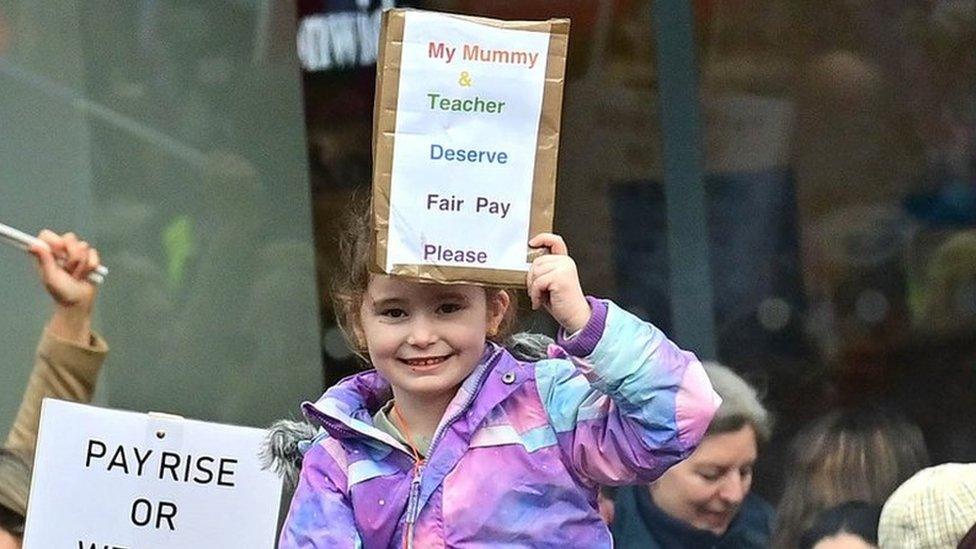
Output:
[406, 463, 424, 523]
[403, 463, 425, 549]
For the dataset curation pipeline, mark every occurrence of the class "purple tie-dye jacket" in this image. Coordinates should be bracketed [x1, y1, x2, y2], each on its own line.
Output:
[280, 298, 721, 548]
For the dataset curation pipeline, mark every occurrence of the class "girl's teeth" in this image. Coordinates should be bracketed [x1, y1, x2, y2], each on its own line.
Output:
[408, 357, 444, 366]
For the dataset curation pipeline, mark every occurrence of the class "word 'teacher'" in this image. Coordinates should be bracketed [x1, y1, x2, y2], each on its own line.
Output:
[372, 9, 568, 286]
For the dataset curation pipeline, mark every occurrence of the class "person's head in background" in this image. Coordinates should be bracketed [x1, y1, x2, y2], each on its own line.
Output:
[800, 501, 881, 549]
[878, 463, 976, 549]
[648, 362, 773, 535]
[919, 230, 976, 335]
[773, 406, 929, 549]
[0, 449, 29, 548]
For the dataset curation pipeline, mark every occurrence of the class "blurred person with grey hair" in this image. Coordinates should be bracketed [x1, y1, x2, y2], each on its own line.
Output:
[610, 362, 774, 548]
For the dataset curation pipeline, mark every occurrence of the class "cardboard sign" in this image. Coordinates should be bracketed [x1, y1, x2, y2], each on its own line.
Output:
[372, 9, 569, 286]
[23, 399, 282, 549]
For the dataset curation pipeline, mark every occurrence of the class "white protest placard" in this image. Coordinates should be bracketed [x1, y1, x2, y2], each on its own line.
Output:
[372, 9, 569, 286]
[23, 399, 282, 549]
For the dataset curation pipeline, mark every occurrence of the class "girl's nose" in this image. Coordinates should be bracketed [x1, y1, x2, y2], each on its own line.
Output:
[406, 318, 437, 347]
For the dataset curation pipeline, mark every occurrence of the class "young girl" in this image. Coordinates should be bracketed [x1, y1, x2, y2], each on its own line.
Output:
[279, 213, 721, 548]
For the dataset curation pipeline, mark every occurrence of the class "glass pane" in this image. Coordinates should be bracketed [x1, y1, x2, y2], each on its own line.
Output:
[297, 0, 975, 518]
[695, 0, 976, 501]
[0, 0, 322, 429]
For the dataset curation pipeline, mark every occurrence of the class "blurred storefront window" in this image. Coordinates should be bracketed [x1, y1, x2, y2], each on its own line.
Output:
[4, 0, 967, 505]
[302, 0, 975, 501]
[0, 0, 322, 429]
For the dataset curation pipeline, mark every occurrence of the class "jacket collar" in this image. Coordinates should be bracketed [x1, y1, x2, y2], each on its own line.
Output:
[302, 343, 536, 514]
[302, 367, 403, 453]
[301, 343, 515, 455]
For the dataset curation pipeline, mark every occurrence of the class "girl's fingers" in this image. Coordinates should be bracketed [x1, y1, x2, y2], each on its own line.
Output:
[527, 256, 577, 306]
[527, 234, 573, 309]
[528, 260, 560, 279]
[528, 271, 558, 310]
[528, 255, 570, 284]
[526, 259, 562, 302]
[528, 233, 568, 256]
[530, 254, 564, 267]
[527, 271, 549, 310]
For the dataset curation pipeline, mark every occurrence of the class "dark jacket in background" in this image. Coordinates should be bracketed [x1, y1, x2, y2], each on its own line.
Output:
[612, 484, 774, 549]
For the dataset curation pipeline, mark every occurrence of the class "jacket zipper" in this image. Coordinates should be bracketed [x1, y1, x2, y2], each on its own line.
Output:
[404, 462, 425, 549]
[427, 347, 501, 453]
[402, 347, 502, 548]
[308, 346, 504, 548]
[306, 405, 429, 548]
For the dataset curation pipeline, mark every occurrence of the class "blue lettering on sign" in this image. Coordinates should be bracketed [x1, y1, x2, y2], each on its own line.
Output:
[430, 143, 508, 164]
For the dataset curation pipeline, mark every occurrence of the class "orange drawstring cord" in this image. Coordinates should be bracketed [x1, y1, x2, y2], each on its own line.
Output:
[393, 404, 425, 549]
[393, 403, 426, 467]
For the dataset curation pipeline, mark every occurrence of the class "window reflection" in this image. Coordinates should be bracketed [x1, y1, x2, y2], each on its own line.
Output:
[301, 0, 976, 504]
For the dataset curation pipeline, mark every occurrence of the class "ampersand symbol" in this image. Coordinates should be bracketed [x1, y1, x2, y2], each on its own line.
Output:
[458, 71, 472, 87]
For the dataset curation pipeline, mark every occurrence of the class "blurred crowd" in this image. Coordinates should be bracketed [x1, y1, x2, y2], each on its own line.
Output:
[1, 0, 974, 547]
[2, 231, 976, 548]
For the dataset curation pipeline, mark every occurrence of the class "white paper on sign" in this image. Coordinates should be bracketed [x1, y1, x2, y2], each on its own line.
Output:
[386, 11, 550, 272]
[23, 399, 282, 549]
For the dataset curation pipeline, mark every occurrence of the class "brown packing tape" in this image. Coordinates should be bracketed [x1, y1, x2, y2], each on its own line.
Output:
[528, 19, 569, 256]
[371, 9, 404, 274]
[370, 9, 569, 288]
[390, 263, 527, 287]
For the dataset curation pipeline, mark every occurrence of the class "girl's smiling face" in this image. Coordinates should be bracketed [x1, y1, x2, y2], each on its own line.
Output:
[357, 275, 509, 401]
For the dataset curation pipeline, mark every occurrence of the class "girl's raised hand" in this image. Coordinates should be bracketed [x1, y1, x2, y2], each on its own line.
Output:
[527, 233, 591, 334]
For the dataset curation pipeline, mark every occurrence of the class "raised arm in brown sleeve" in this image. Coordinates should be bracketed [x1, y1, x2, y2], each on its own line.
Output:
[4, 328, 108, 452]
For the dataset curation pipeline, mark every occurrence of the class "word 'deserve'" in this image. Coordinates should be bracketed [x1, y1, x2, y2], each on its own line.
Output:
[430, 144, 508, 164]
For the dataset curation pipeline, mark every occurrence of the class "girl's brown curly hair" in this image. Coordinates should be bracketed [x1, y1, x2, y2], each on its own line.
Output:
[331, 201, 519, 358]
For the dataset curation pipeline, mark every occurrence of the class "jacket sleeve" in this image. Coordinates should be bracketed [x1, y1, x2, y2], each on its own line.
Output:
[534, 297, 721, 486]
[279, 443, 363, 549]
[4, 327, 108, 452]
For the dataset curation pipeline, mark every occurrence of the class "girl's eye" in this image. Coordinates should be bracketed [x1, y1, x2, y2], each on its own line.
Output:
[381, 308, 407, 319]
[438, 303, 462, 314]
